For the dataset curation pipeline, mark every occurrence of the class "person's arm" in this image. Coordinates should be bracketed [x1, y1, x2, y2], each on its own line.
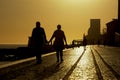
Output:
[63, 32, 67, 45]
[43, 29, 47, 43]
[49, 31, 55, 43]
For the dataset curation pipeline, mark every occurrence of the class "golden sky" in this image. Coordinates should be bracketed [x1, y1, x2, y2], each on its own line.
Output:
[0, 0, 118, 44]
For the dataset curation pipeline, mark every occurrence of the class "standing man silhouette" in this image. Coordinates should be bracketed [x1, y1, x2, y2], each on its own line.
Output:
[31, 21, 47, 64]
[49, 24, 67, 62]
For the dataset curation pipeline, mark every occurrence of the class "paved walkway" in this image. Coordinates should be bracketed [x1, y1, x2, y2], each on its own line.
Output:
[0, 47, 84, 80]
[0, 45, 120, 80]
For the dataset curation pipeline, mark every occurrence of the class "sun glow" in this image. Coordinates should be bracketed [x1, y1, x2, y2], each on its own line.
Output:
[0, 0, 118, 44]
[64, 0, 92, 4]
[60, 0, 96, 7]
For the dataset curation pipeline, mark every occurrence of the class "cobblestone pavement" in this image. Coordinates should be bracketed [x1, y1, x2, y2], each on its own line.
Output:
[68, 46, 97, 80]
[0, 45, 120, 80]
[68, 45, 120, 80]
[0, 47, 84, 80]
[92, 45, 120, 80]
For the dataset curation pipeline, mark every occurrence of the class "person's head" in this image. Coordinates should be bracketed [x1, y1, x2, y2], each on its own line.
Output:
[57, 24, 61, 30]
[36, 21, 41, 27]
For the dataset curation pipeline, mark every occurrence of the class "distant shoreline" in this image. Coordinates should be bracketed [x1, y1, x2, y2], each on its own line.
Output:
[0, 44, 27, 49]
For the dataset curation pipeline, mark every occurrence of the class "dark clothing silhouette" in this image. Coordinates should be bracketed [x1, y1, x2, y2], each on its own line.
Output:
[31, 22, 47, 64]
[49, 25, 67, 62]
[32, 27, 46, 47]
[52, 30, 66, 50]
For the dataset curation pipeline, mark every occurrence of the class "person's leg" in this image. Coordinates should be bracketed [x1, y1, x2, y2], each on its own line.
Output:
[56, 50, 59, 62]
[60, 50, 63, 62]
[36, 55, 42, 63]
[36, 48, 42, 64]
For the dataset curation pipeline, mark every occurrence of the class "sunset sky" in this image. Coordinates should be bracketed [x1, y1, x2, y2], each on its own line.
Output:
[0, 0, 118, 44]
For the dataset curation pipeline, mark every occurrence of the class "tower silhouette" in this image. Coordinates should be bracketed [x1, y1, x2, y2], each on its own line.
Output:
[86, 19, 101, 44]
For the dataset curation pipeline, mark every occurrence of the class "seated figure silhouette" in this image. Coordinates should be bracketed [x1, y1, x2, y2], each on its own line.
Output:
[49, 24, 67, 62]
[31, 21, 47, 64]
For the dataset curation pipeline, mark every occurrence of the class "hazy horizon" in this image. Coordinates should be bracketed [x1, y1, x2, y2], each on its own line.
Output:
[0, 0, 118, 44]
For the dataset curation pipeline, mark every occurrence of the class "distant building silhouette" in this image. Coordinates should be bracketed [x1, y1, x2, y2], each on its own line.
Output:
[117, 0, 120, 35]
[106, 19, 119, 46]
[105, 1, 120, 46]
[86, 19, 101, 44]
[117, 0, 120, 34]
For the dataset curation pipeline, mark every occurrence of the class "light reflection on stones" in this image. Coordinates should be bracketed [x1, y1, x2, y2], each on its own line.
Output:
[69, 46, 98, 80]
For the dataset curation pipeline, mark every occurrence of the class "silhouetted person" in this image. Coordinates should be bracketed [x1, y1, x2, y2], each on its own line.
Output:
[49, 24, 67, 62]
[83, 36, 87, 50]
[31, 21, 47, 64]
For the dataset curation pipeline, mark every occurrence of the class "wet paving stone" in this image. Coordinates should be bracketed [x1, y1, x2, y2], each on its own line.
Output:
[68, 47, 98, 80]
[0, 45, 120, 80]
